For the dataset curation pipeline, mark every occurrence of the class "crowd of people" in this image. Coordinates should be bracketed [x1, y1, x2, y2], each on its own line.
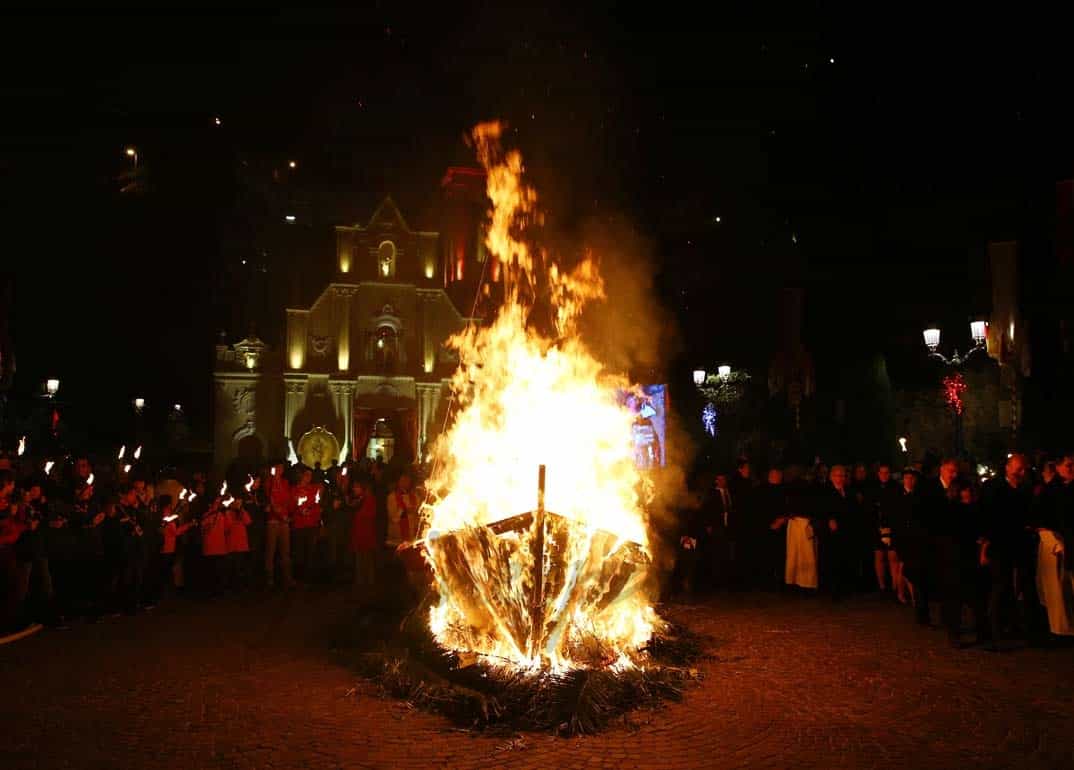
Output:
[0, 453, 423, 635]
[676, 453, 1074, 649]
[4, 446, 1073, 653]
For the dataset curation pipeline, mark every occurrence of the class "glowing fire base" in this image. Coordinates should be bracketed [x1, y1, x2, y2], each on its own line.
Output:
[425, 509, 650, 670]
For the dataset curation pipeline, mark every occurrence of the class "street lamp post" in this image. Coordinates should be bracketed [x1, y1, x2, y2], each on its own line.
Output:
[922, 321, 987, 456]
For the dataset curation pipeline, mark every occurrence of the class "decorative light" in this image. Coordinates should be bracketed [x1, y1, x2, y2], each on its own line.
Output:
[123, 463, 132, 474]
[244, 475, 254, 492]
[942, 373, 967, 415]
[923, 327, 941, 351]
[133, 445, 142, 460]
[17, 436, 25, 456]
[46, 378, 60, 396]
[222, 496, 235, 508]
[86, 473, 95, 486]
[245, 352, 257, 370]
[44, 460, 55, 475]
[125, 147, 136, 157]
[179, 488, 188, 501]
[692, 369, 706, 386]
[118, 445, 126, 460]
[213, 116, 222, 126]
[970, 320, 986, 344]
[133, 397, 145, 412]
[285, 214, 296, 222]
[898, 436, 908, 453]
[288, 160, 297, 169]
[173, 403, 182, 412]
[702, 402, 718, 437]
[717, 365, 732, 379]
[220, 481, 228, 496]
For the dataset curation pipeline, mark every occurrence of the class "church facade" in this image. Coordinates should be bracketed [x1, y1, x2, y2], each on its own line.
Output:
[213, 167, 492, 472]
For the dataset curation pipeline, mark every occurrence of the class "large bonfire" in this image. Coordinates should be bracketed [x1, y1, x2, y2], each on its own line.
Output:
[418, 122, 660, 673]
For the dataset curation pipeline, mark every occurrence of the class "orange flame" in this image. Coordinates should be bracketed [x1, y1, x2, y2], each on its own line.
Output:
[420, 122, 658, 672]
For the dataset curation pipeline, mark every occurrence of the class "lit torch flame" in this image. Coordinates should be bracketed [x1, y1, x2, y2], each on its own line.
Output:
[118, 445, 126, 460]
[133, 445, 142, 460]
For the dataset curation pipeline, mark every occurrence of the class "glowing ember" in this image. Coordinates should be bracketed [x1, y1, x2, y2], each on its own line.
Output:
[418, 122, 658, 673]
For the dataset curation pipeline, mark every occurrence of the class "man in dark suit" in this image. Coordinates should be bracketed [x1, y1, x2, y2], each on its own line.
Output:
[817, 464, 858, 600]
[979, 453, 1033, 648]
[914, 458, 967, 646]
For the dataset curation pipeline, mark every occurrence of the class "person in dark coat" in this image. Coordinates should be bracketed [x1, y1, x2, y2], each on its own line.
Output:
[727, 459, 758, 588]
[867, 463, 903, 594]
[816, 465, 859, 600]
[755, 467, 789, 589]
[979, 453, 1035, 648]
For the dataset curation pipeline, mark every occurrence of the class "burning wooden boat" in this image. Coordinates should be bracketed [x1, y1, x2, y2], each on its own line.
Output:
[412, 467, 652, 670]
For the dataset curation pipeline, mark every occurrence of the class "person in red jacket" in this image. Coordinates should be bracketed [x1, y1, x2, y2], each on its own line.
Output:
[291, 469, 322, 582]
[200, 497, 229, 595]
[348, 475, 378, 596]
[157, 494, 192, 598]
[264, 462, 294, 589]
[225, 498, 253, 589]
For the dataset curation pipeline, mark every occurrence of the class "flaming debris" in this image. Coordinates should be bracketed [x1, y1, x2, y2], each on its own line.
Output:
[418, 122, 659, 673]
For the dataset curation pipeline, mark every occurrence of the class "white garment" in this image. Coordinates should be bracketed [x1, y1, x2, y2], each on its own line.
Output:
[1036, 529, 1074, 636]
[785, 516, 818, 589]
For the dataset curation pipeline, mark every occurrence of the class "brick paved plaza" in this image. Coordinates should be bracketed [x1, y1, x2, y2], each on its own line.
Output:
[2, 588, 1072, 769]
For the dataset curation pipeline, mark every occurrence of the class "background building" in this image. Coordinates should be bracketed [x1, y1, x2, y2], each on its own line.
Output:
[213, 169, 490, 473]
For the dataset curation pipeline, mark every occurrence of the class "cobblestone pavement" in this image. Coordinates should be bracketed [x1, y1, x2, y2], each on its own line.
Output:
[2, 587, 1072, 769]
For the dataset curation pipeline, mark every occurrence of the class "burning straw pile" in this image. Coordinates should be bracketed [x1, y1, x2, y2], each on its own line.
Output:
[346, 600, 709, 736]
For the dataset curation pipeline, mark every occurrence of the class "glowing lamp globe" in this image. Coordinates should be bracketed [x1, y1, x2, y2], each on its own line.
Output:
[970, 320, 986, 344]
[692, 369, 706, 386]
[923, 328, 941, 351]
[717, 365, 732, 379]
[45, 378, 60, 396]
[133, 397, 146, 412]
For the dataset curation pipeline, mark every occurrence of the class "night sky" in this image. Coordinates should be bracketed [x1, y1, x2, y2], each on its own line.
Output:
[3, 6, 1072, 444]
